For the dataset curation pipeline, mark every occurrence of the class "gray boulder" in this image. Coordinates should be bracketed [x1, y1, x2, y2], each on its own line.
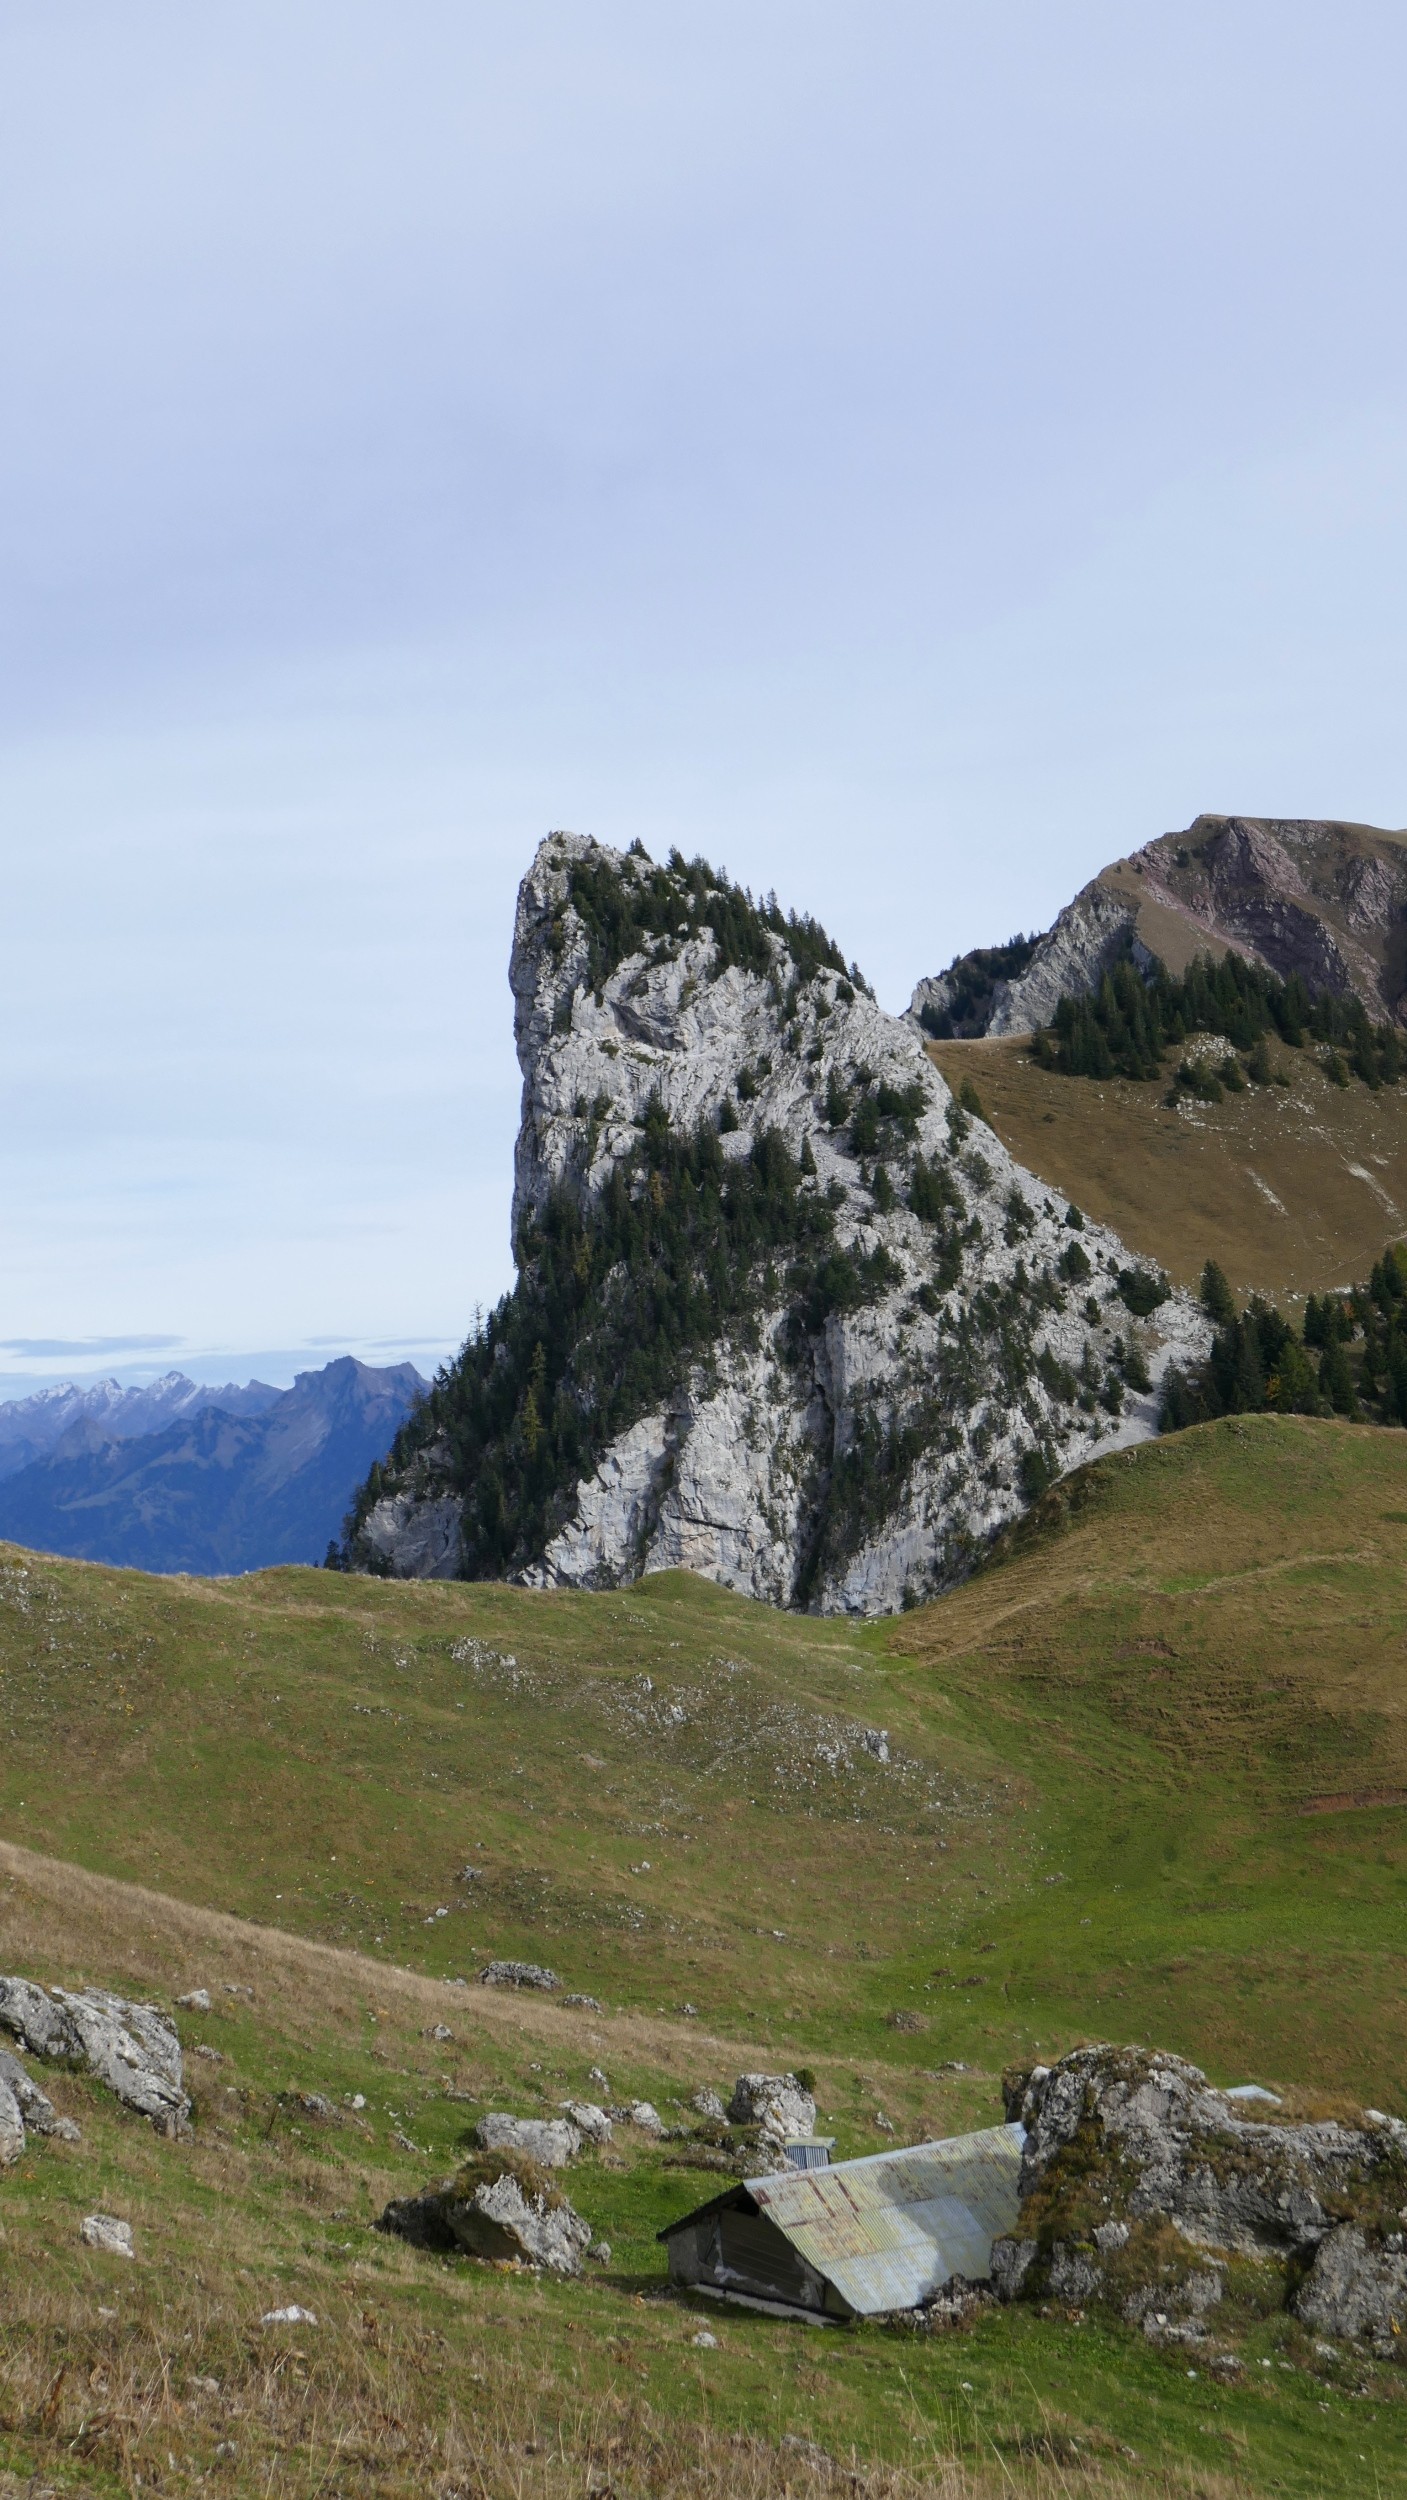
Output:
[474, 2113, 580, 2166]
[560, 2100, 612, 2145]
[610, 2098, 664, 2135]
[81, 2214, 135, 2257]
[726, 2073, 817, 2143]
[0, 1975, 84, 2063]
[0, 2073, 23, 2168]
[1296, 2226, 1407, 2355]
[0, 1976, 190, 2138]
[991, 2043, 1407, 2359]
[379, 2164, 592, 2275]
[0, 2047, 80, 2144]
[477, 1960, 560, 1992]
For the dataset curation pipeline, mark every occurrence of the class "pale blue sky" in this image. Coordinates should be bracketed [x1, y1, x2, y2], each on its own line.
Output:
[4, 1, 1407, 1392]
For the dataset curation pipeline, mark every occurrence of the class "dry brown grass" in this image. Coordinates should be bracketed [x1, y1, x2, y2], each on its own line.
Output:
[925, 1033, 1407, 1302]
[0, 2264, 1258, 2500]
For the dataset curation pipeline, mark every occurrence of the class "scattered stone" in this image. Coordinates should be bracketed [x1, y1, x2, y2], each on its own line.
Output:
[888, 2010, 925, 2033]
[726, 2074, 817, 2141]
[0, 1977, 190, 2137]
[474, 2113, 581, 2166]
[478, 1960, 560, 1992]
[562, 1992, 603, 2010]
[223, 1983, 254, 2000]
[874, 2112, 895, 2133]
[681, 2003, 698, 2018]
[588, 2065, 609, 2087]
[587, 2238, 612, 2263]
[862, 1729, 890, 1763]
[611, 2099, 663, 2135]
[81, 2214, 134, 2258]
[260, 2305, 318, 2326]
[194, 2044, 223, 2064]
[348, 2093, 366, 2110]
[426, 2024, 454, 2042]
[691, 2329, 718, 2348]
[692, 2087, 727, 2122]
[560, 2100, 612, 2145]
[175, 1989, 212, 2013]
[290, 2092, 337, 2123]
[379, 2157, 592, 2275]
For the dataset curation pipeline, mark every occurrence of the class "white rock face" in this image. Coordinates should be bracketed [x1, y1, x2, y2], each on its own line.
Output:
[984, 882, 1147, 1037]
[365, 831, 1210, 1613]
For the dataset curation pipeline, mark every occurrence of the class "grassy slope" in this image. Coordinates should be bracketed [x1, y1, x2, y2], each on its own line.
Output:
[5, 1418, 1407, 2488]
[925, 1032, 1407, 1303]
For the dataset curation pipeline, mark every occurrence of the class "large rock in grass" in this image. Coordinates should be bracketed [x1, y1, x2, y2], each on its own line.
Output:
[0, 1977, 189, 2138]
[727, 2073, 817, 2144]
[990, 2044, 1407, 2357]
[378, 2150, 592, 2275]
[474, 2112, 581, 2166]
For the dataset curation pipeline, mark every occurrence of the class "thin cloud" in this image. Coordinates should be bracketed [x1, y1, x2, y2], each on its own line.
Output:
[0, 1335, 184, 1358]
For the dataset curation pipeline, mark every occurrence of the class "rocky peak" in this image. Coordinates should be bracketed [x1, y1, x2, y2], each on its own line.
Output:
[912, 812, 1407, 1037]
[347, 832, 1208, 1612]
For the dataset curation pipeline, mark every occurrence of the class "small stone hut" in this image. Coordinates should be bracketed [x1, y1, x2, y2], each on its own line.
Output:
[658, 2122, 1023, 2320]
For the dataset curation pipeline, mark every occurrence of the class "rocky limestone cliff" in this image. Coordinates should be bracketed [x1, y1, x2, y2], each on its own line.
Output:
[350, 833, 1208, 1612]
[911, 814, 1407, 1038]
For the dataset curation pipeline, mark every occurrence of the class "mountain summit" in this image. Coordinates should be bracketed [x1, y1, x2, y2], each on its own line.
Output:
[343, 833, 1206, 1611]
[910, 814, 1407, 1040]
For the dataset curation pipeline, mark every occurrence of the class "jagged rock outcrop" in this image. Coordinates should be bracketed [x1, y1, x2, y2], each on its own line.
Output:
[0, 1976, 190, 2138]
[991, 2044, 1407, 2358]
[348, 832, 1209, 1612]
[910, 814, 1407, 1038]
[379, 2155, 593, 2274]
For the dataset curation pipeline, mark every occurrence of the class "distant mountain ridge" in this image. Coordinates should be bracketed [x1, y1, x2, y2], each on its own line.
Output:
[0, 1357, 425, 1575]
[910, 815, 1407, 1039]
[0, 1371, 280, 1482]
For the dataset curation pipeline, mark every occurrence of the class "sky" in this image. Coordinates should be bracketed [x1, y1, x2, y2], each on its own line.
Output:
[4, 0, 1407, 1397]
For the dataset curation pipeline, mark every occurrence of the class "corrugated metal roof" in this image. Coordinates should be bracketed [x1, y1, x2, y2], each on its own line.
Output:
[660, 2123, 1025, 2317]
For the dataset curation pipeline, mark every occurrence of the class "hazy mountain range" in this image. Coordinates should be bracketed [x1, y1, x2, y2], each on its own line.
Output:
[0, 1357, 425, 1575]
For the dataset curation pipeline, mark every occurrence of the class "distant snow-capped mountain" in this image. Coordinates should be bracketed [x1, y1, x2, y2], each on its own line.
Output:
[0, 1371, 282, 1482]
[0, 1358, 425, 1574]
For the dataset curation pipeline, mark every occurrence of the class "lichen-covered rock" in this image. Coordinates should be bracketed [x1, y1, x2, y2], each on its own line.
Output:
[610, 2099, 664, 2135]
[560, 2100, 612, 2144]
[727, 2073, 817, 2142]
[81, 2213, 135, 2257]
[0, 1977, 189, 2137]
[1296, 2225, 1407, 2354]
[378, 2158, 592, 2275]
[474, 2113, 580, 2166]
[345, 832, 1209, 1614]
[990, 2043, 1407, 2360]
[0, 2074, 23, 2168]
[477, 1960, 560, 1992]
[0, 1976, 84, 2064]
[0, 2047, 79, 2145]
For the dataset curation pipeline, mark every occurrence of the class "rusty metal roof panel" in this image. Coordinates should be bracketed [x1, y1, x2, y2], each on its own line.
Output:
[746, 2122, 1024, 2315]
